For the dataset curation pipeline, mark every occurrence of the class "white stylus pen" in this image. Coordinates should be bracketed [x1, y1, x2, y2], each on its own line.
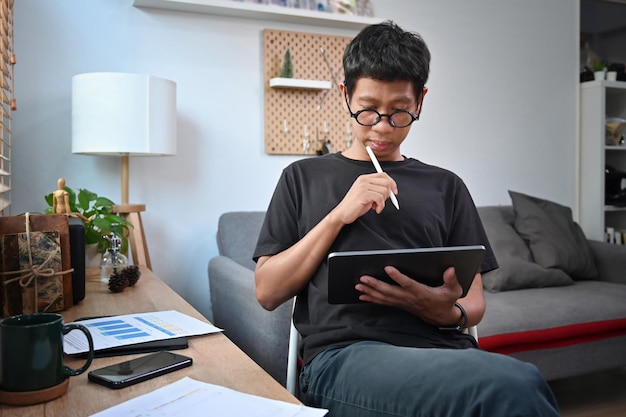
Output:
[365, 146, 400, 210]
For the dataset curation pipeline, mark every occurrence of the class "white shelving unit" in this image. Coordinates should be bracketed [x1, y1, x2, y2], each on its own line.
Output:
[269, 77, 331, 89]
[579, 79, 626, 241]
[133, 0, 382, 29]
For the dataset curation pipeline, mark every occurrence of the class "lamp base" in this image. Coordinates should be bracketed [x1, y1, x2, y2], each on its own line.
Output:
[112, 204, 151, 270]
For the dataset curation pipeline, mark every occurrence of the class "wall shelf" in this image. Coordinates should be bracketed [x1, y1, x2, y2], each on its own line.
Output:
[133, 0, 382, 29]
[581, 79, 626, 89]
[269, 77, 331, 90]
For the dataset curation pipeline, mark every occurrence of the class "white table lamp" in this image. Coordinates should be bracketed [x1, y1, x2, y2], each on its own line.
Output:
[72, 72, 177, 269]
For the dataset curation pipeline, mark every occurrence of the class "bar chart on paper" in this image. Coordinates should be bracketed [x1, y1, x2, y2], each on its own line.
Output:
[87, 316, 179, 340]
[63, 310, 222, 355]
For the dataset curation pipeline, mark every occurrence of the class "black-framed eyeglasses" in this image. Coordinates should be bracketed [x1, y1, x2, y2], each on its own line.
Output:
[344, 89, 420, 128]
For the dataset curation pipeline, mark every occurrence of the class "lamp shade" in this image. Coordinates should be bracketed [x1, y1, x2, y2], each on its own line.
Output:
[72, 72, 177, 156]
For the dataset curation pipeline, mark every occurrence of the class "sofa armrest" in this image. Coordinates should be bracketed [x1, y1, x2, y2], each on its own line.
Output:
[587, 240, 626, 285]
[208, 256, 292, 385]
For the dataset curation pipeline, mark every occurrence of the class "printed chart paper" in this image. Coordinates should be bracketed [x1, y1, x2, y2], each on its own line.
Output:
[90, 377, 328, 417]
[64, 310, 222, 354]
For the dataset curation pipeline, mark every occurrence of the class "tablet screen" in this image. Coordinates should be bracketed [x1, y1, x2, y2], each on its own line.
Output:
[327, 245, 486, 304]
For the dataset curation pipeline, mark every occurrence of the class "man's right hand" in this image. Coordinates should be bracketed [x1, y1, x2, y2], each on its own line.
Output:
[256, 173, 398, 311]
[332, 173, 398, 225]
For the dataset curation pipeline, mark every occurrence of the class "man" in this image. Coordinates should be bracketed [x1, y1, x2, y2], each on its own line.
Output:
[254, 21, 559, 417]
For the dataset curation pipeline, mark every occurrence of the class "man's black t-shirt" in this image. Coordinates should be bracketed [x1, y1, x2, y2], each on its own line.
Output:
[254, 152, 498, 365]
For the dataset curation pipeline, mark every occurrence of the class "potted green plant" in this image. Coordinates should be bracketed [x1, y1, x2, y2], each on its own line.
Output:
[594, 61, 606, 81]
[280, 48, 294, 78]
[44, 186, 132, 254]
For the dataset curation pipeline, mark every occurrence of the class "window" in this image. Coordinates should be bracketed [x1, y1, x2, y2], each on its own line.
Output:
[0, 0, 14, 216]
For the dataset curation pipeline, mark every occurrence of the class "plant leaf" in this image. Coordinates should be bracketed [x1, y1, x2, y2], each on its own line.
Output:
[84, 228, 102, 245]
[91, 217, 111, 232]
[77, 188, 97, 211]
[41, 184, 131, 254]
[94, 196, 115, 208]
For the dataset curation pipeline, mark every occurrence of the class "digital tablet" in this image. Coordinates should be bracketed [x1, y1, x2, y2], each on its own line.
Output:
[327, 245, 486, 304]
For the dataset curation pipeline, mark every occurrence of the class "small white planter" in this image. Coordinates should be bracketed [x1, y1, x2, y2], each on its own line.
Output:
[85, 243, 102, 269]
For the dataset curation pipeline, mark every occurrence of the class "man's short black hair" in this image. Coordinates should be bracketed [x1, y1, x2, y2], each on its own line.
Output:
[343, 20, 430, 102]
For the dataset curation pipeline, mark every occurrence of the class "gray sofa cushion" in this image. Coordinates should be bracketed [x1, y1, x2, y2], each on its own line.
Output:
[481, 280, 626, 337]
[216, 211, 266, 270]
[478, 206, 573, 292]
[509, 191, 598, 280]
[479, 279, 626, 381]
[482, 260, 573, 292]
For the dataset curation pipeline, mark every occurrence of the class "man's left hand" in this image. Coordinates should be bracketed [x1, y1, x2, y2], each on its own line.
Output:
[355, 266, 463, 327]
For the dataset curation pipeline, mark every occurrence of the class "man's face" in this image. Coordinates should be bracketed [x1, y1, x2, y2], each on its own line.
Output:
[341, 78, 426, 162]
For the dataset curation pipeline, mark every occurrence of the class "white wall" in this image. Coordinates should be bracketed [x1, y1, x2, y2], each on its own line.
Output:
[12, 0, 578, 321]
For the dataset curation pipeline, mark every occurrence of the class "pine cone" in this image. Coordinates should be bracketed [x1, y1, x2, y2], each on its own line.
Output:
[108, 269, 129, 293]
[123, 265, 141, 286]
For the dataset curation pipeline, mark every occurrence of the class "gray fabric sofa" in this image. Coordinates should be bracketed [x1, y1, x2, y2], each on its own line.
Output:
[477, 203, 626, 380]
[209, 211, 293, 385]
[208, 204, 626, 387]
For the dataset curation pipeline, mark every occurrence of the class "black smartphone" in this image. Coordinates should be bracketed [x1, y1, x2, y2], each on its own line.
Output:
[88, 351, 192, 389]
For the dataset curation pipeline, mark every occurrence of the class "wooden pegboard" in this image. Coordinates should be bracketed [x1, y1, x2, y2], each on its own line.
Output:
[263, 29, 352, 155]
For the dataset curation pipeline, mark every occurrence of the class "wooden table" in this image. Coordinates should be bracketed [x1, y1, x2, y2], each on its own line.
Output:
[0, 268, 299, 416]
